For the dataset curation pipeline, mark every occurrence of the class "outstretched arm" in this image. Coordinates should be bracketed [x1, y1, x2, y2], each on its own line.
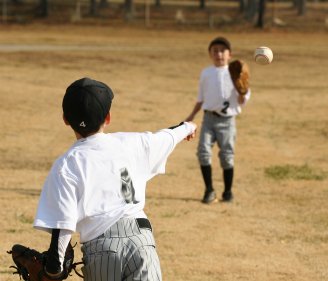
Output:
[146, 122, 197, 178]
[185, 102, 202, 122]
[168, 121, 197, 141]
[168, 121, 197, 142]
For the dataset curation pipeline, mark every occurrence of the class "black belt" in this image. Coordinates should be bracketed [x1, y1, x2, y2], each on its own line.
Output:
[136, 218, 152, 231]
[204, 110, 224, 118]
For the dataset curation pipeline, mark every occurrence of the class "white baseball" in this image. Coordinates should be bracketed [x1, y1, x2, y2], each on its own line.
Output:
[254, 46, 273, 65]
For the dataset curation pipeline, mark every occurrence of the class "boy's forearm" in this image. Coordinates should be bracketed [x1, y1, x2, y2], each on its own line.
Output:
[45, 229, 72, 275]
[186, 102, 202, 121]
[169, 122, 197, 144]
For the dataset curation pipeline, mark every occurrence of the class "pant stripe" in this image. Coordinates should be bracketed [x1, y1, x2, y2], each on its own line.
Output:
[81, 217, 162, 281]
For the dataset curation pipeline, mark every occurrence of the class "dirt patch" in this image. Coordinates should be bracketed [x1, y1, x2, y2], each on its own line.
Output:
[0, 24, 327, 281]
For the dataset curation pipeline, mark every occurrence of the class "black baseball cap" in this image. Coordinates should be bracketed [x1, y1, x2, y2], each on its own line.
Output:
[208, 37, 231, 51]
[63, 77, 114, 137]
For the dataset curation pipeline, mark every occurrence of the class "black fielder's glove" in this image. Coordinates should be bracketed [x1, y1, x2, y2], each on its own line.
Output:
[228, 59, 250, 96]
[7, 242, 82, 281]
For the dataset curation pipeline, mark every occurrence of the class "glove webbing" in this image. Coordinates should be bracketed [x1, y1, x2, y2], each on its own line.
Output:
[7, 249, 84, 280]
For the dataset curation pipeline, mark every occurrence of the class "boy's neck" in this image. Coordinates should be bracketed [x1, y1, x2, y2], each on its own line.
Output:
[75, 127, 105, 140]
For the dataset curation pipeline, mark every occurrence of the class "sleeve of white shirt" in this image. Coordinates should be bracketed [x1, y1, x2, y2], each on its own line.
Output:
[243, 88, 251, 104]
[33, 162, 78, 233]
[147, 122, 196, 178]
[45, 229, 72, 274]
[57, 230, 72, 271]
[238, 88, 251, 107]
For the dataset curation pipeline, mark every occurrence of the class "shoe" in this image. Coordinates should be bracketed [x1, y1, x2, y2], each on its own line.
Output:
[221, 191, 233, 202]
[202, 190, 218, 204]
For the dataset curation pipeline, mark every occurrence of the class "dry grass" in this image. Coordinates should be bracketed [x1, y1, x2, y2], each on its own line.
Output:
[0, 24, 327, 281]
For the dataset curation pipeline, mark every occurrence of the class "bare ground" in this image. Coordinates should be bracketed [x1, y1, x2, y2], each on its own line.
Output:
[0, 24, 327, 281]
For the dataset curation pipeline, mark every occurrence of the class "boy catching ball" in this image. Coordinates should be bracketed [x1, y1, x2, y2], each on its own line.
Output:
[186, 36, 251, 204]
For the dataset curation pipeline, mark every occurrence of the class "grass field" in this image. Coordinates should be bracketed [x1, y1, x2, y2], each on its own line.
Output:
[0, 24, 327, 281]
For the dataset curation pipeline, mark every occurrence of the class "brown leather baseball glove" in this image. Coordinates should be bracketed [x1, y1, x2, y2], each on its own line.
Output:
[7, 242, 82, 281]
[228, 59, 250, 96]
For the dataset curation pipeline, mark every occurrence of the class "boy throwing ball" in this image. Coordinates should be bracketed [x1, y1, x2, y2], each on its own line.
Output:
[33, 77, 197, 281]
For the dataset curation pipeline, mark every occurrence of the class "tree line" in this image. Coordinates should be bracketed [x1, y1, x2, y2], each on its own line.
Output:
[5, 0, 309, 28]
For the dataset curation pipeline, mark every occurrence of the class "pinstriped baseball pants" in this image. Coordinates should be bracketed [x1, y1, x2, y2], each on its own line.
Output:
[81, 218, 162, 281]
[197, 112, 236, 169]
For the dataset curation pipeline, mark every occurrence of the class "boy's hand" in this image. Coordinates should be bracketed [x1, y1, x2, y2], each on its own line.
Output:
[184, 122, 197, 141]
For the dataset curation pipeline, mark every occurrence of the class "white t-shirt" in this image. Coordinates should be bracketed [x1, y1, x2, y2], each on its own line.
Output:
[197, 65, 251, 116]
[34, 123, 195, 243]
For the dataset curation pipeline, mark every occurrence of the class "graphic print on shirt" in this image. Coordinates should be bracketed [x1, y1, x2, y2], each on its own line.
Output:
[221, 101, 230, 115]
[120, 168, 139, 204]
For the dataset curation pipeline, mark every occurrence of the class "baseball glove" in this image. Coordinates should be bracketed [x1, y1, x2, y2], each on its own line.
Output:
[7, 242, 83, 281]
[228, 59, 250, 96]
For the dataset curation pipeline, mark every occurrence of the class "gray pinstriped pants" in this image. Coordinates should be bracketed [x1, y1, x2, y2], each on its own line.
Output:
[197, 111, 236, 169]
[81, 218, 162, 281]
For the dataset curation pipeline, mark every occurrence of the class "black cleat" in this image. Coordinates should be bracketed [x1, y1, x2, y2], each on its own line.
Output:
[202, 190, 218, 204]
[221, 191, 233, 202]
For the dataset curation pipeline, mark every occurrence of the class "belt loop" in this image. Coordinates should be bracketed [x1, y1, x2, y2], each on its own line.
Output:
[136, 218, 152, 232]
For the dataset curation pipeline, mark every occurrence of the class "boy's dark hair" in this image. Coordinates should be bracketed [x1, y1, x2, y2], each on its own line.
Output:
[62, 77, 114, 138]
[208, 37, 231, 52]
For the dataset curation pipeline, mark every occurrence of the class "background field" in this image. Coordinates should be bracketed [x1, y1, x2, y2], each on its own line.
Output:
[0, 24, 327, 281]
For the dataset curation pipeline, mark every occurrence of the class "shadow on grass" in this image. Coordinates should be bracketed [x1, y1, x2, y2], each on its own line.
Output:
[0, 187, 40, 196]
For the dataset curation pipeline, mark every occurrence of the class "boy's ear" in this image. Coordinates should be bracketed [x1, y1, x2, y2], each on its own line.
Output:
[105, 112, 111, 125]
[63, 114, 70, 126]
